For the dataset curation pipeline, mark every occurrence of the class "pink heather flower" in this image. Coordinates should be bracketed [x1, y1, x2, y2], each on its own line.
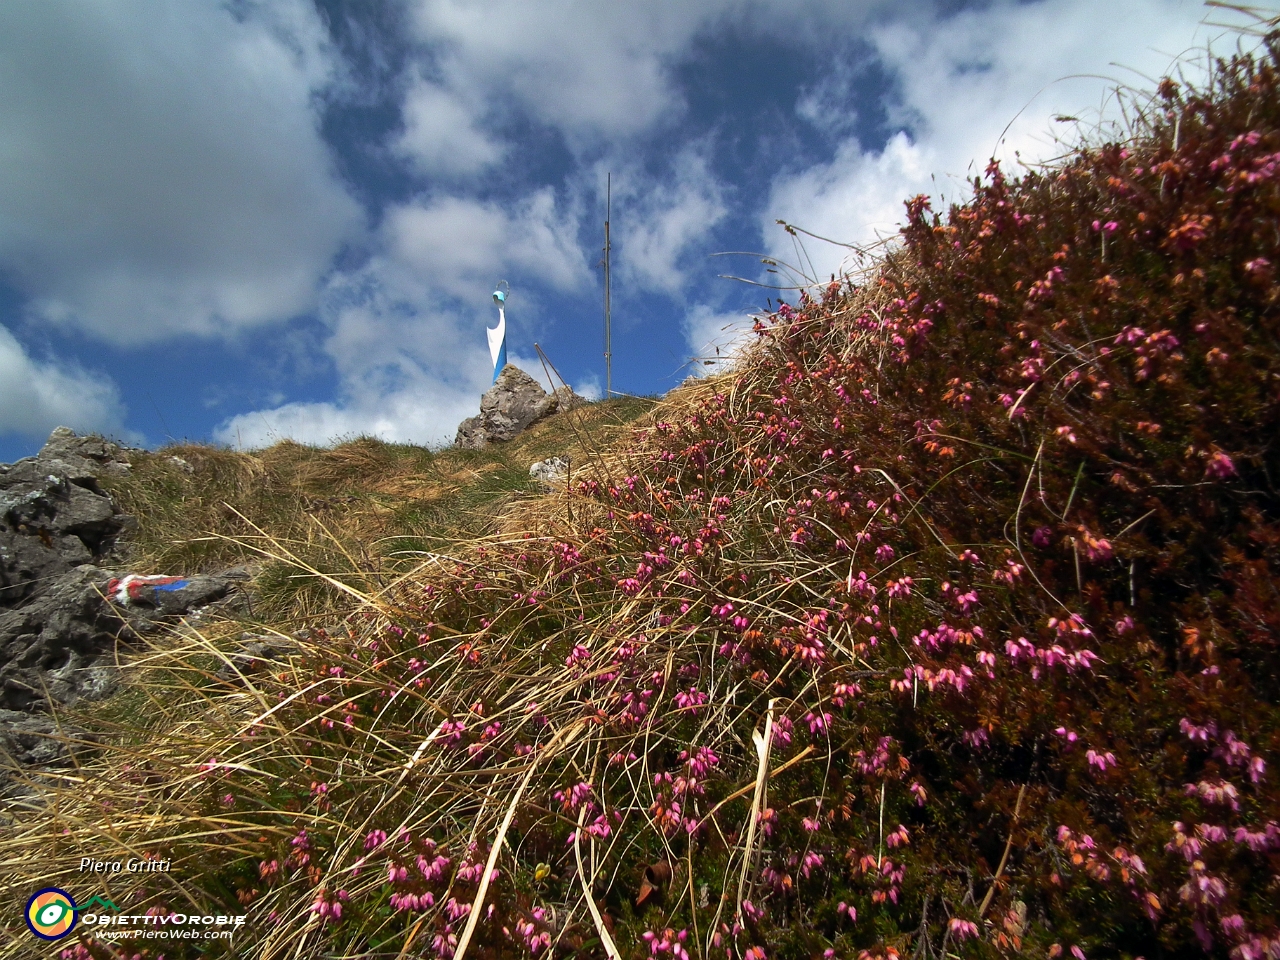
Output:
[800, 851, 825, 877]
[1086, 749, 1117, 771]
[1249, 756, 1266, 783]
[1196, 823, 1228, 843]
[885, 577, 913, 598]
[310, 889, 349, 923]
[962, 728, 989, 749]
[1205, 449, 1237, 479]
[1233, 826, 1273, 851]
[1186, 779, 1240, 810]
[674, 687, 709, 714]
[948, 917, 979, 940]
[805, 710, 831, 735]
[1180, 717, 1217, 742]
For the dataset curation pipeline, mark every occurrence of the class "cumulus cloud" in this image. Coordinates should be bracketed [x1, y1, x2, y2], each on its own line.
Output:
[408, 0, 711, 140]
[395, 75, 504, 175]
[214, 263, 495, 449]
[384, 188, 589, 299]
[616, 151, 728, 296]
[214, 173, 594, 451]
[0, 326, 132, 442]
[765, 0, 1219, 281]
[0, 1, 362, 345]
[405, 0, 910, 147]
[573, 374, 603, 401]
[213, 384, 481, 450]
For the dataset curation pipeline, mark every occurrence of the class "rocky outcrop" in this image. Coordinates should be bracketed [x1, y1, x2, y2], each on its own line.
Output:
[0, 428, 135, 605]
[0, 428, 250, 791]
[454, 365, 584, 449]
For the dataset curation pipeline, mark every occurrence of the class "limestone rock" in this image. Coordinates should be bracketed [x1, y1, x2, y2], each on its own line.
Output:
[38, 425, 140, 472]
[0, 428, 132, 605]
[0, 565, 127, 712]
[455, 365, 584, 449]
[530, 456, 571, 484]
[0, 429, 255, 783]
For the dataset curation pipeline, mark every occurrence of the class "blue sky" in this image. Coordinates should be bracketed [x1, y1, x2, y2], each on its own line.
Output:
[0, 0, 1243, 461]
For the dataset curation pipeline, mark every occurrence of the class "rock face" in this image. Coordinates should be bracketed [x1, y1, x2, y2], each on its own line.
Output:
[0, 428, 250, 791]
[0, 427, 134, 605]
[454, 365, 584, 449]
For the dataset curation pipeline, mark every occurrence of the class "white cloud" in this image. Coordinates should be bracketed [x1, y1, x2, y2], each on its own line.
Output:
[408, 1, 708, 140]
[573, 374, 603, 401]
[616, 151, 727, 295]
[395, 75, 504, 175]
[215, 261, 497, 449]
[764, 0, 1222, 282]
[213, 384, 481, 450]
[683, 304, 756, 376]
[0, 1, 363, 345]
[0, 325, 132, 442]
[384, 188, 589, 299]
[405, 0, 912, 147]
[215, 171, 595, 451]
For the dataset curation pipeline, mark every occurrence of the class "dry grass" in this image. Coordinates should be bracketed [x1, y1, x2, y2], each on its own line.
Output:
[93, 396, 658, 622]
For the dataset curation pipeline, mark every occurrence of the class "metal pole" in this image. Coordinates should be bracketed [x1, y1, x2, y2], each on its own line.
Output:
[604, 173, 612, 399]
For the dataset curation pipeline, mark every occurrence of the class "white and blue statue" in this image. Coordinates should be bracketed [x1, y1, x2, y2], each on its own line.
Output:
[488, 281, 509, 383]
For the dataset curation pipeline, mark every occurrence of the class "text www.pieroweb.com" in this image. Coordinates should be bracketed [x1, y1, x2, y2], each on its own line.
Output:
[80, 913, 246, 942]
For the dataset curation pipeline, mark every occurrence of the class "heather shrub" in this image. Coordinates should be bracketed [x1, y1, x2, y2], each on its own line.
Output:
[12, 36, 1280, 960]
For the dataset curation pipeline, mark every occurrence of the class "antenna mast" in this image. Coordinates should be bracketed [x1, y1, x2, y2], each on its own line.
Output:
[603, 173, 612, 399]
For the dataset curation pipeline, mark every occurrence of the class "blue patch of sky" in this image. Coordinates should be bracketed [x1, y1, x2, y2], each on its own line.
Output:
[0, 2, 927, 462]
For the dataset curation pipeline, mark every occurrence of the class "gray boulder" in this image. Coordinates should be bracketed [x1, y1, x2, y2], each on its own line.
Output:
[0, 564, 251, 784]
[0, 709, 95, 769]
[530, 456, 571, 484]
[38, 425, 141, 474]
[0, 428, 253, 784]
[0, 566, 126, 712]
[0, 428, 132, 605]
[455, 365, 584, 449]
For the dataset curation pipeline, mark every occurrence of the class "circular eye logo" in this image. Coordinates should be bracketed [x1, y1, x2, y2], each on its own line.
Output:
[26, 888, 78, 940]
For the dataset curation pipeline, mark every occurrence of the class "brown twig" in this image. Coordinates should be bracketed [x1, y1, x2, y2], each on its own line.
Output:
[978, 784, 1028, 918]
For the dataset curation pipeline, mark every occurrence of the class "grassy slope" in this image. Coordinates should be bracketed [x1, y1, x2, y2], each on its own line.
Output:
[99, 395, 658, 619]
